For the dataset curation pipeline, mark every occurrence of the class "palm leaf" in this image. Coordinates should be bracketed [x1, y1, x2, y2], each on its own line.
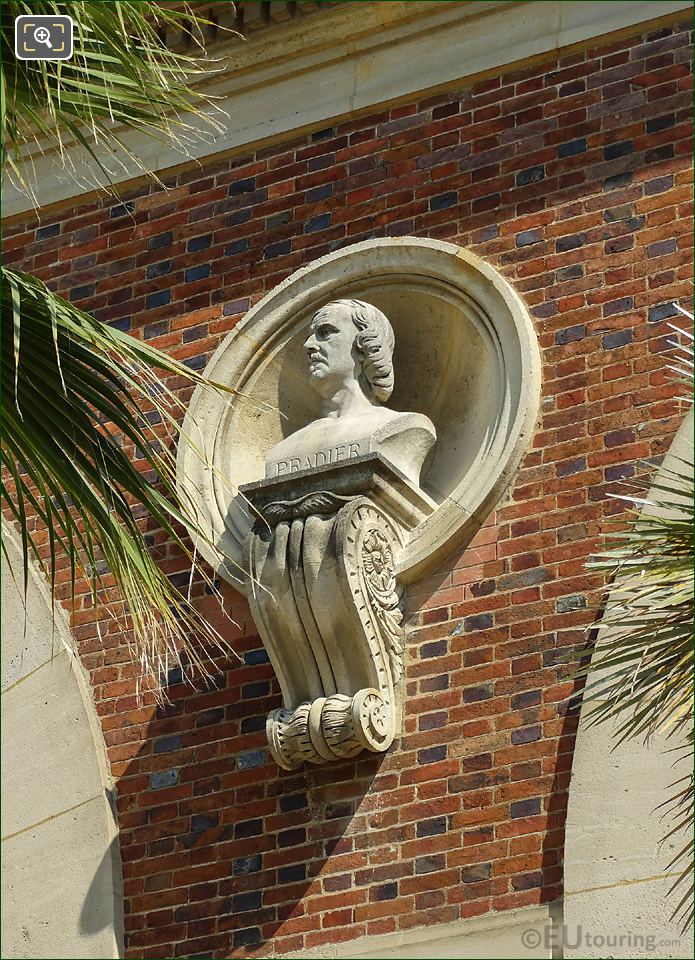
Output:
[572, 322, 694, 928]
[1, 1, 236, 196]
[1, 266, 240, 695]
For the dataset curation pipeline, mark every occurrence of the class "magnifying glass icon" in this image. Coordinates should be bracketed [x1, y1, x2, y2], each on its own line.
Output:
[33, 26, 53, 48]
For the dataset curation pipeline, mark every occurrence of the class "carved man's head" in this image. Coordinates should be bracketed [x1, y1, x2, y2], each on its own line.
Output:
[304, 299, 395, 403]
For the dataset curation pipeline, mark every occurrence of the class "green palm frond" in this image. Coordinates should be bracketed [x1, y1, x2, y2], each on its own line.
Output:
[1, 0, 235, 197]
[1, 266, 239, 695]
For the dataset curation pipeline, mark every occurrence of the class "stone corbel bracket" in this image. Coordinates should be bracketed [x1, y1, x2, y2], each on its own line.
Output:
[240, 455, 433, 769]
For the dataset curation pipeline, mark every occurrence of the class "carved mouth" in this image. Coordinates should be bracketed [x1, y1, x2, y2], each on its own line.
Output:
[307, 352, 325, 369]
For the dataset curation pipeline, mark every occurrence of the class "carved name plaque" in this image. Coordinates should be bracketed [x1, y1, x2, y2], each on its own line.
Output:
[269, 440, 365, 477]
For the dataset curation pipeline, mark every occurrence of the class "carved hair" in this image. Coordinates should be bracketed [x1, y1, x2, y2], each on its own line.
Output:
[325, 298, 395, 402]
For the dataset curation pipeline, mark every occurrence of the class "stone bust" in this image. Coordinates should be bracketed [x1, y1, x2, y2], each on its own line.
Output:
[265, 299, 436, 486]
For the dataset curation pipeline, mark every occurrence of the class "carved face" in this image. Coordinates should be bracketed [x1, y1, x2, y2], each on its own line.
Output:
[303, 302, 360, 389]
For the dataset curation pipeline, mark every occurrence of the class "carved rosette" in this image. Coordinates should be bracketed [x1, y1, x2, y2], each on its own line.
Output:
[244, 488, 406, 770]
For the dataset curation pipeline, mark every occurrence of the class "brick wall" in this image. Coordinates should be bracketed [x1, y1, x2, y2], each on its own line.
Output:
[4, 17, 693, 960]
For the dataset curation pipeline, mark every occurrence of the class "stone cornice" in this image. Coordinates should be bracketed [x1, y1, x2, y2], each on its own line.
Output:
[3, 0, 692, 217]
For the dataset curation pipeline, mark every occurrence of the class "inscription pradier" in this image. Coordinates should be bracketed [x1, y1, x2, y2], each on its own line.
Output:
[273, 440, 365, 476]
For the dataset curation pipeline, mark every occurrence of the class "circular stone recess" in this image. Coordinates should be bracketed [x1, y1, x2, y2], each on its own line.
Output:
[177, 237, 541, 594]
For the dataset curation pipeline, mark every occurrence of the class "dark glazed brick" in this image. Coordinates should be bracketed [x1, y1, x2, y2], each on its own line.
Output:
[222, 298, 250, 316]
[305, 213, 331, 232]
[499, 568, 549, 590]
[228, 177, 256, 195]
[278, 864, 306, 884]
[645, 175, 673, 196]
[278, 828, 306, 848]
[144, 320, 168, 340]
[187, 234, 212, 252]
[185, 264, 211, 283]
[280, 793, 308, 813]
[606, 463, 635, 481]
[418, 745, 446, 764]
[465, 613, 493, 631]
[238, 749, 267, 771]
[108, 316, 131, 332]
[513, 872, 543, 890]
[233, 891, 262, 913]
[240, 715, 266, 734]
[233, 928, 261, 948]
[165, 665, 184, 686]
[647, 239, 677, 258]
[244, 648, 270, 665]
[70, 284, 95, 301]
[604, 172, 632, 191]
[311, 126, 335, 141]
[556, 594, 587, 613]
[184, 354, 207, 371]
[225, 238, 250, 255]
[110, 201, 134, 218]
[146, 289, 171, 310]
[604, 204, 633, 223]
[556, 264, 583, 281]
[556, 233, 586, 252]
[511, 690, 541, 710]
[603, 329, 634, 349]
[149, 769, 178, 790]
[264, 240, 292, 259]
[603, 297, 633, 316]
[510, 798, 541, 818]
[429, 191, 457, 211]
[375, 882, 398, 900]
[461, 863, 491, 882]
[516, 165, 545, 186]
[307, 184, 333, 201]
[463, 684, 493, 703]
[511, 725, 541, 745]
[183, 324, 208, 344]
[226, 209, 252, 226]
[516, 228, 542, 247]
[646, 113, 675, 133]
[148, 231, 172, 250]
[233, 854, 262, 876]
[557, 138, 586, 158]
[604, 140, 633, 160]
[146, 260, 172, 279]
[421, 638, 447, 658]
[557, 457, 586, 477]
[242, 681, 270, 699]
[191, 814, 218, 833]
[555, 324, 585, 345]
[470, 578, 496, 597]
[472, 192, 500, 213]
[648, 303, 678, 323]
[417, 817, 447, 838]
[196, 707, 224, 727]
[543, 648, 572, 668]
[154, 735, 182, 754]
[472, 224, 500, 243]
[268, 211, 291, 228]
[235, 819, 263, 839]
[605, 428, 635, 447]
[415, 854, 445, 874]
[36, 223, 60, 239]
